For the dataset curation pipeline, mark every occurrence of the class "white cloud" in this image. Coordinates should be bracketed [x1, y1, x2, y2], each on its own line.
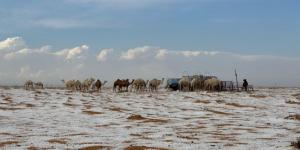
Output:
[0, 37, 25, 51]
[54, 45, 89, 60]
[155, 49, 168, 60]
[120, 46, 151, 60]
[4, 46, 51, 60]
[97, 48, 113, 62]
[176, 50, 219, 57]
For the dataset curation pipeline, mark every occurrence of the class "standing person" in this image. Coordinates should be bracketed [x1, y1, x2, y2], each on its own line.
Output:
[243, 79, 248, 91]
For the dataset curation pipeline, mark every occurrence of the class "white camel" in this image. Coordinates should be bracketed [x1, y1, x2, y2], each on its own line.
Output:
[204, 78, 222, 91]
[179, 77, 191, 92]
[191, 77, 203, 91]
[61, 79, 76, 91]
[82, 78, 95, 92]
[132, 78, 147, 92]
[148, 78, 164, 92]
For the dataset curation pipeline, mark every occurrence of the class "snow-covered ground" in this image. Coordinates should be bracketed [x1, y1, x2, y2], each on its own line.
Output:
[0, 87, 299, 150]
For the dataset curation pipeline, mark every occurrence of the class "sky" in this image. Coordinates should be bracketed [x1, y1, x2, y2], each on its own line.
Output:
[0, 0, 299, 87]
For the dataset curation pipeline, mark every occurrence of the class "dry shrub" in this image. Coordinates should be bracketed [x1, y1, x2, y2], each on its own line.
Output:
[124, 146, 169, 150]
[27, 146, 40, 150]
[48, 138, 69, 144]
[0, 141, 19, 148]
[285, 115, 300, 121]
[206, 109, 233, 115]
[194, 100, 210, 104]
[127, 114, 147, 120]
[250, 94, 267, 98]
[3, 96, 12, 101]
[0, 107, 23, 111]
[127, 114, 168, 123]
[22, 103, 35, 108]
[79, 145, 112, 150]
[143, 118, 169, 123]
[109, 107, 128, 112]
[225, 103, 257, 108]
[82, 110, 103, 115]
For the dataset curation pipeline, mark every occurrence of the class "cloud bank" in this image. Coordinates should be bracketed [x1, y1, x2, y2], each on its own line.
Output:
[0, 36, 299, 87]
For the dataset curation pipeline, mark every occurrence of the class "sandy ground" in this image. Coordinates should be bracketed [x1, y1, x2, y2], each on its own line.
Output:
[0, 87, 299, 150]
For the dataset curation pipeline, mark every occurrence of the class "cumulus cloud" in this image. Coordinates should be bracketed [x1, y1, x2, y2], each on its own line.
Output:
[97, 48, 113, 62]
[54, 45, 89, 60]
[4, 46, 51, 60]
[155, 49, 168, 60]
[0, 37, 25, 51]
[120, 46, 151, 60]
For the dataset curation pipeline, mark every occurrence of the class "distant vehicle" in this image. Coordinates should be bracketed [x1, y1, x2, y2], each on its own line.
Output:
[166, 78, 181, 91]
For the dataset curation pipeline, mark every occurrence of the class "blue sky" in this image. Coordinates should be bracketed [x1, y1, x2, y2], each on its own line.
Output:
[1, 0, 299, 55]
[0, 0, 300, 86]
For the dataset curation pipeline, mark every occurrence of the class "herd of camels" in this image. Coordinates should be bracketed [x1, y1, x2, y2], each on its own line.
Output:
[23, 75, 225, 92]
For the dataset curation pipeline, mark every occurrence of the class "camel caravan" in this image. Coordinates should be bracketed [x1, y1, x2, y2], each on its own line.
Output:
[23, 74, 252, 92]
[61, 78, 107, 92]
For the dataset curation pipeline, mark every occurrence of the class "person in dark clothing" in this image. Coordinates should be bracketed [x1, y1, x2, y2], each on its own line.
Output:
[243, 79, 248, 91]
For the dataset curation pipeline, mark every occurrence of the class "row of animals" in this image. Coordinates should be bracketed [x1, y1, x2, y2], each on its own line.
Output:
[24, 76, 231, 92]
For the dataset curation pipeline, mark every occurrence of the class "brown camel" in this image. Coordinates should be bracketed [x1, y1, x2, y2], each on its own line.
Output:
[113, 79, 134, 92]
[94, 79, 107, 92]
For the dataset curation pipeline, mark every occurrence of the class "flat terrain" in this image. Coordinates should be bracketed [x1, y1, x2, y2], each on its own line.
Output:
[0, 88, 299, 150]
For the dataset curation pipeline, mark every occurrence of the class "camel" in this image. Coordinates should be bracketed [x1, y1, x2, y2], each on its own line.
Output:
[82, 78, 95, 92]
[113, 79, 134, 92]
[34, 82, 44, 89]
[24, 80, 34, 90]
[93, 79, 107, 92]
[132, 79, 147, 92]
[123, 79, 134, 92]
[61, 79, 76, 91]
[148, 78, 164, 92]
[75, 80, 82, 91]
[179, 77, 191, 92]
[204, 78, 222, 91]
[190, 77, 204, 91]
[113, 79, 122, 92]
